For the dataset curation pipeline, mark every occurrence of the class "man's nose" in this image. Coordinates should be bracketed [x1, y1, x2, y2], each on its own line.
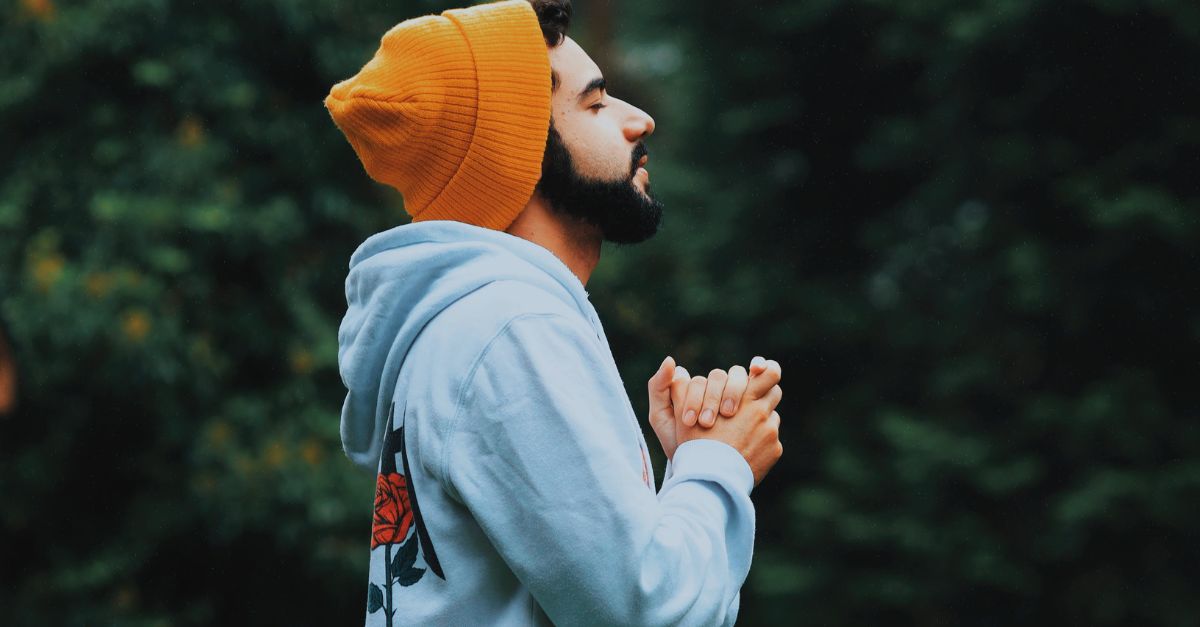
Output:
[621, 101, 655, 142]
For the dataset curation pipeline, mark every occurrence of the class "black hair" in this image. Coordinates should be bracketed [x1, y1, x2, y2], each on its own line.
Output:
[528, 0, 571, 91]
[528, 0, 571, 47]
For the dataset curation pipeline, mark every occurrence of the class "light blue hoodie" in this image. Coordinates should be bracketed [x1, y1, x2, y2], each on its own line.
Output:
[338, 220, 756, 626]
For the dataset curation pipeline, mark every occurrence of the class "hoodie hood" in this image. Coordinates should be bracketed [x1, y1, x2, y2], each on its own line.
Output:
[337, 219, 607, 472]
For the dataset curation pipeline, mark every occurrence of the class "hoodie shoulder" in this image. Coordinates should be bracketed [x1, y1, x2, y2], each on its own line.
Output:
[429, 279, 582, 345]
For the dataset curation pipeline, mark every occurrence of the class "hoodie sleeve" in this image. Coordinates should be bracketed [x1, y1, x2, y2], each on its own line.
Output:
[441, 312, 755, 627]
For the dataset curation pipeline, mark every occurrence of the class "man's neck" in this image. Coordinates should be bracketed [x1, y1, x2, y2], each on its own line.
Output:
[505, 194, 601, 287]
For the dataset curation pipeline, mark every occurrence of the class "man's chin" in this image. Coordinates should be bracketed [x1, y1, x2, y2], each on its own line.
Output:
[602, 196, 664, 245]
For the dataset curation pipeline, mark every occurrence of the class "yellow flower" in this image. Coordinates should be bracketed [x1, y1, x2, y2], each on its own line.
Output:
[111, 584, 139, 611]
[121, 309, 151, 343]
[177, 115, 205, 147]
[31, 254, 64, 291]
[21, 0, 56, 21]
[207, 420, 232, 447]
[300, 438, 324, 466]
[289, 348, 314, 375]
[263, 439, 288, 468]
[84, 271, 114, 298]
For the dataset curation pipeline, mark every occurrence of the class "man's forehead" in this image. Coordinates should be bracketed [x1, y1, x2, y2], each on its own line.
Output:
[549, 36, 603, 93]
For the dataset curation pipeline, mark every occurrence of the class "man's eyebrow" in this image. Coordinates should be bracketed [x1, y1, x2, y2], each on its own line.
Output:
[576, 77, 606, 103]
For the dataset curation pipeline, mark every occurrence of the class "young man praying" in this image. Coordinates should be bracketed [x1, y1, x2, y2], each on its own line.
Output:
[326, 1, 784, 624]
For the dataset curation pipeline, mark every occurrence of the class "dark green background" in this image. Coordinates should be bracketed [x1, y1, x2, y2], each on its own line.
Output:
[2, 0, 1197, 624]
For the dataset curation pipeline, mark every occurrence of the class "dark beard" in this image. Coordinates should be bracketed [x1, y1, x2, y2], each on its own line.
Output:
[534, 120, 664, 245]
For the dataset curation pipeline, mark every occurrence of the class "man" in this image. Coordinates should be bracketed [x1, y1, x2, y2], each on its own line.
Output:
[325, 1, 783, 624]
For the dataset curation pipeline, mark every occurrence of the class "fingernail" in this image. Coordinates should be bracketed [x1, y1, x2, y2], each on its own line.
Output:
[722, 399, 734, 414]
[751, 356, 766, 368]
[700, 409, 713, 425]
[674, 366, 687, 379]
[684, 409, 696, 424]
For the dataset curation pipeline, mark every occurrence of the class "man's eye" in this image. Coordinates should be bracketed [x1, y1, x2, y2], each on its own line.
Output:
[590, 102, 607, 111]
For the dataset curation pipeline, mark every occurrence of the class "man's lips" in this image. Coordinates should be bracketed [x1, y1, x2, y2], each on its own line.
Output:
[630, 143, 650, 180]
[632, 155, 649, 182]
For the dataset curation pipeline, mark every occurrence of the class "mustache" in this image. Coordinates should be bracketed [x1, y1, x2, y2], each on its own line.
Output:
[629, 142, 648, 178]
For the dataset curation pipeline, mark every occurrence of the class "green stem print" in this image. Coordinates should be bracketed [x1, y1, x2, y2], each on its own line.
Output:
[366, 405, 434, 623]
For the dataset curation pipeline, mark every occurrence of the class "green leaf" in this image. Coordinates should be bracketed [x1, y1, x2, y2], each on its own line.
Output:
[146, 246, 190, 274]
[394, 531, 419, 575]
[366, 583, 383, 614]
[397, 567, 425, 587]
[131, 60, 174, 87]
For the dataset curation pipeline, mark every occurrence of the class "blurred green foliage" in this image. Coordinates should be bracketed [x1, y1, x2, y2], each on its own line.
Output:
[1, 0, 1197, 624]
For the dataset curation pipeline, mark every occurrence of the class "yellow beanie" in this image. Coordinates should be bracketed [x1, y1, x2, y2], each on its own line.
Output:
[324, 0, 551, 231]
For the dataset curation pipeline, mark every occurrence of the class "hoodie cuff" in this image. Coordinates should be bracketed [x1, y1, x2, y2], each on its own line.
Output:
[669, 439, 755, 496]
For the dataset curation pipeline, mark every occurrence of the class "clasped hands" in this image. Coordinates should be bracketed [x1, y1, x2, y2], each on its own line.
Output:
[647, 355, 784, 486]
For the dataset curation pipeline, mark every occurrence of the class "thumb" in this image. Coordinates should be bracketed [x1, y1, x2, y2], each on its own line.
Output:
[648, 357, 678, 420]
[648, 356, 676, 397]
